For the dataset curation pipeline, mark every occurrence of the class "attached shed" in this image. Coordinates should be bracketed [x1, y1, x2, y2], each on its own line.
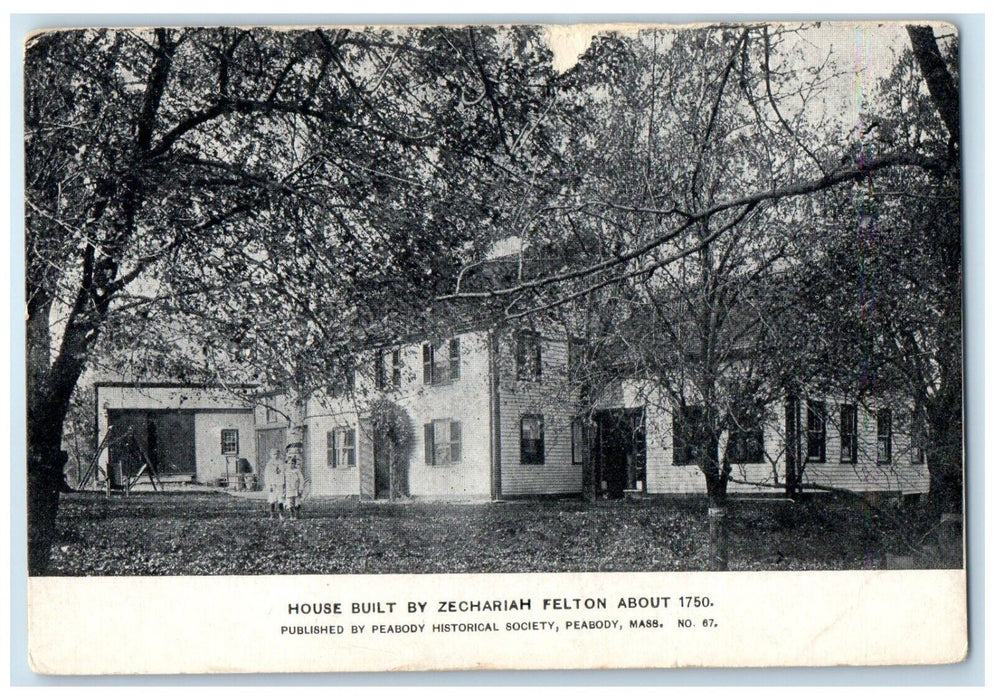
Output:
[94, 382, 256, 487]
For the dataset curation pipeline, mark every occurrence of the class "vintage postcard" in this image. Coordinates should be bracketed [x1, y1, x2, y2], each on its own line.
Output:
[23, 20, 967, 674]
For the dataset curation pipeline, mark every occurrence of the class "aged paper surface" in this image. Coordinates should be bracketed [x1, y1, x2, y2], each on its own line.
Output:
[23, 19, 967, 674]
[29, 571, 966, 674]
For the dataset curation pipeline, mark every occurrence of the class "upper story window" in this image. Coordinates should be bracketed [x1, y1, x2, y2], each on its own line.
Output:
[220, 429, 239, 456]
[376, 349, 403, 390]
[877, 408, 892, 464]
[265, 405, 278, 423]
[806, 400, 826, 463]
[567, 337, 586, 382]
[911, 411, 927, 465]
[520, 414, 545, 465]
[840, 404, 858, 463]
[673, 404, 705, 466]
[423, 338, 460, 385]
[424, 419, 462, 466]
[516, 331, 542, 381]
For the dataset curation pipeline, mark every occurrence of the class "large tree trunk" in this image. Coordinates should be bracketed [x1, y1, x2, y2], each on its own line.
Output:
[926, 378, 963, 515]
[27, 428, 68, 576]
[906, 25, 959, 152]
[285, 386, 307, 477]
[26, 298, 83, 575]
[701, 431, 729, 571]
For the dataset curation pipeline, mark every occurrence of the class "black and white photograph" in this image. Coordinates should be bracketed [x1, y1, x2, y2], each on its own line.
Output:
[21, 18, 968, 673]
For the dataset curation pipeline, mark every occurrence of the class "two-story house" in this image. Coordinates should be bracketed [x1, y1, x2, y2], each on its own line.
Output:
[250, 326, 585, 500]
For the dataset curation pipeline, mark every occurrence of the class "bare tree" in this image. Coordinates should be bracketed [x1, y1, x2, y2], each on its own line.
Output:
[440, 23, 960, 569]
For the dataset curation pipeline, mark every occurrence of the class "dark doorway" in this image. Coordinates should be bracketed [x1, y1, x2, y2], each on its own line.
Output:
[594, 408, 646, 499]
[373, 427, 391, 499]
[106, 410, 195, 486]
[256, 427, 287, 485]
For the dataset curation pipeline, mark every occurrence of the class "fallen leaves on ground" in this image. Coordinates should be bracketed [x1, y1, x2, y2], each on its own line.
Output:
[46, 492, 954, 575]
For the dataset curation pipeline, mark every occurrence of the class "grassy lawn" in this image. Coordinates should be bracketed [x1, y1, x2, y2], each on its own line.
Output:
[47, 491, 956, 575]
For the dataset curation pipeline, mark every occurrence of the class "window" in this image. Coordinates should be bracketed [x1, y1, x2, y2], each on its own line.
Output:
[423, 339, 460, 385]
[806, 400, 826, 463]
[265, 405, 278, 423]
[331, 366, 356, 397]
[220, 429, 239, 456]
[567, 337, 586, 382]
[424, 419, 462, 466]
[571, 418, 585, 465]
[520, 414, 545, 465]
[516, 331, 542, 380]
[727, 412, 764, 464]
[877, 409, 892, 464]
[328, 427, 356, 469]
[673, 405, 705, 466]
[376, 349, 403, 390]
[840, 404, 858, 463]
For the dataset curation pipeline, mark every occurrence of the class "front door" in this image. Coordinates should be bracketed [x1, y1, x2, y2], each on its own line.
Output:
[595, 408, 646, 498]
[373, 427, 391, 499]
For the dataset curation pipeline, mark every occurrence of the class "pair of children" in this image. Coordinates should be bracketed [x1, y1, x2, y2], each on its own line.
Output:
[265, 448, 304, 519]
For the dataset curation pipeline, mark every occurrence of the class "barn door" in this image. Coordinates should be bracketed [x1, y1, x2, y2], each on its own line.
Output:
[149, 412, 195, 476]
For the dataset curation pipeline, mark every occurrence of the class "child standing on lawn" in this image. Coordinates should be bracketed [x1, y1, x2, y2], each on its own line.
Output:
[284, 455, 304, 520]
[264, 448, 286, 519]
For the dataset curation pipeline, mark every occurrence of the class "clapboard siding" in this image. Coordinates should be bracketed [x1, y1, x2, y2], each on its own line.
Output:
[496, 331, 582, 496]
[801, 399, 929, 495]
[288, 331, 491, 499]
[402, 331, 491, 499]
[193, 412, 257, 484]
[607, 383, 928, 497]
[643, 400, 785, 495]
[303, 397, 362, 497]
[95, 384, 256, 484]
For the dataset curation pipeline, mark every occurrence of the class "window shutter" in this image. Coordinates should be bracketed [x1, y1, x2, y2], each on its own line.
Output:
[424, 423, 435, 465]
[537, 416, 545, 460]
[534, 337, 542, 379]
[450, 421, 461, 463]
[375, 352, 385, 390]
[329, 430, 337, 469]
[348, 428, 357, 467]
[392, 350, 402, 387]
[423, 344, 432, 384]
[449, 338, 460, 381]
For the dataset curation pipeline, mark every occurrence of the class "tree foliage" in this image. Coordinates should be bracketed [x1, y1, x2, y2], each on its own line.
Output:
[25, 22, 962, 573]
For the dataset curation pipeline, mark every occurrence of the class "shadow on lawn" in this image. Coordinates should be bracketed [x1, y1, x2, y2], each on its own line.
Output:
[44, 491, 959, 576]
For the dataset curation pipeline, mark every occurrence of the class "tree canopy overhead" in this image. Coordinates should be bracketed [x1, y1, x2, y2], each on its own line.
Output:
[24, 22, 961, 574]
